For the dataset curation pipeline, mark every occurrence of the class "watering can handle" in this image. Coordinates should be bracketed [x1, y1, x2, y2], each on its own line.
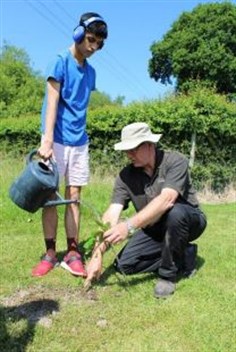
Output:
[26, 149, 58, 175]
[26, 149, 38, 164]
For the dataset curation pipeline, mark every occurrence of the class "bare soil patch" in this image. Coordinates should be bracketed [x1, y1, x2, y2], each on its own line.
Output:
[0, 285, 98, 327]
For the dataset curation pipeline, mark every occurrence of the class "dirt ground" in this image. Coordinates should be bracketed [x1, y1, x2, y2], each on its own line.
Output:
[1, 285, 98, 328]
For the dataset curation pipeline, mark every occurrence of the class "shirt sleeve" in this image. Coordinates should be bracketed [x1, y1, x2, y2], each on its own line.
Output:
[92, 69, 96, 91]
[163, 152, 190, 197]
[111, 175, 131, 210]
[45, 55, 64, 83]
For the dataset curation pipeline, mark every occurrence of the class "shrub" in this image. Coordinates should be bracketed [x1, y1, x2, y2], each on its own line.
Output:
[0, 88, 235, 190]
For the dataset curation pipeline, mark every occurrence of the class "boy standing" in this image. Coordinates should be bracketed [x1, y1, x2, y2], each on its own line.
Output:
[32, 12, 108, 277]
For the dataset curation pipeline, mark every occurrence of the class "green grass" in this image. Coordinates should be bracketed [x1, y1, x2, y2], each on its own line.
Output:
[0, 155, 235, 352]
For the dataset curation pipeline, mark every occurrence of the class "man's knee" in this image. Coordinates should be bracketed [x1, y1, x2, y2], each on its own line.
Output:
[165, 205, 186, 228]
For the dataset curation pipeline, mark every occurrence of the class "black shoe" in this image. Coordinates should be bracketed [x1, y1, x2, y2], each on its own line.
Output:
[182, 243, 198, 278]
[154, 279, 176, 298]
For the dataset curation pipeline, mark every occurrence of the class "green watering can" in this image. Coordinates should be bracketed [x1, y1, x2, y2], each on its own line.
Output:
[9, 149, 77, 213]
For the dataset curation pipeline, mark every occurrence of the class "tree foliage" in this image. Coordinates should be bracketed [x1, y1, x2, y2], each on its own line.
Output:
[148, 2, 236, 94]
[89, 91, 125, 110]
[0, 43, 45, 118]
[0, 43, 126, 118]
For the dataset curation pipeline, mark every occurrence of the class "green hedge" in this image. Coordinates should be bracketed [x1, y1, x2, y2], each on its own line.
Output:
[0, 114, 40, 156]
[0, 88, 235, 191]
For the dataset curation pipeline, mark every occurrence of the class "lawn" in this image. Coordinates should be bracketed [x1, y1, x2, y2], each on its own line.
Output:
[0, 155, 235, 352]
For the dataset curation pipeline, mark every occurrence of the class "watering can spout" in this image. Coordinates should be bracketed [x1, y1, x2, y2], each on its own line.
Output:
[9, 149, 78, 213]
[44, 192, 79, 207]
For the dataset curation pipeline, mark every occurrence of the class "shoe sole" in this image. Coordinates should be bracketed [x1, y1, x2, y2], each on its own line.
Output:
[31, 262, 59, 277]
[154, 290, 175, 299]
[154, 294, 172, 299]
[60, 261, 86, 277]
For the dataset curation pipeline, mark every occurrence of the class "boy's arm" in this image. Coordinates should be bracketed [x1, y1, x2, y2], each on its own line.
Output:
[38, 78, 60, 160]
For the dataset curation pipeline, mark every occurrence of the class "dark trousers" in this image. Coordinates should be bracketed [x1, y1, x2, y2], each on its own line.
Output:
[114, 203, 207, 281]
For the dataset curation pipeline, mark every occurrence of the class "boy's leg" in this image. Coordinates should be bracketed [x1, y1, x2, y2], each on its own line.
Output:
[60, 185, 86, 277]
[32, 141, 66, 277]
[60, 144, 89, 277]
[64, 185, 81, 245]
[32, 206, 58, 276]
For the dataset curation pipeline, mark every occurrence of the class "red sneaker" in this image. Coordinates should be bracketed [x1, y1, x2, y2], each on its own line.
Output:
[61, 252, 87, 277]
[32, 254, 58, 277]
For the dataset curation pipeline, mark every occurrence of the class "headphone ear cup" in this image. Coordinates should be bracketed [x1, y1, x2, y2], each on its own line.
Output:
[73, 25, 85, 43]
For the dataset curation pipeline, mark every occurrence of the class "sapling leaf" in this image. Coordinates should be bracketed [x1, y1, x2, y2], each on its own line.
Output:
[95, 218, 110, 231]
[83, 237, 96, 251]
[94, 218, 105, 228]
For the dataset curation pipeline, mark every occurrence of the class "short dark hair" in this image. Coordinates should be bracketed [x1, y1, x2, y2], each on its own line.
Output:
[79, 12, 108, 39]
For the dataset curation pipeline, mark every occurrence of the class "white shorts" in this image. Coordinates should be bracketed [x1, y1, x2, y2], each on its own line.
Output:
[53, 142, 90, 187]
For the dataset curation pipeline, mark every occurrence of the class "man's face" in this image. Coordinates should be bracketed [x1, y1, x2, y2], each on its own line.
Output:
[78, 32, 104, 58]
[125, 143, 150, 167]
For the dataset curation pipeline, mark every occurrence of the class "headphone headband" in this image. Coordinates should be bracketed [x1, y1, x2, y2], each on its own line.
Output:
[82, 16, 106, 28]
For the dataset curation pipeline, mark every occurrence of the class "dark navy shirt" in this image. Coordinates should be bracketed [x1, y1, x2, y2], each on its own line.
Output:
[111, 149, 199, 213]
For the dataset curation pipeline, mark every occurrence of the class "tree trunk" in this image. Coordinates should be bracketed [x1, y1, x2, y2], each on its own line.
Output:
[189, 131, 196, 168]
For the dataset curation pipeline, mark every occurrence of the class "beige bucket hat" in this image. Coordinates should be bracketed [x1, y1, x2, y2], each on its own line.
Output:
[114, 122, 162, 151]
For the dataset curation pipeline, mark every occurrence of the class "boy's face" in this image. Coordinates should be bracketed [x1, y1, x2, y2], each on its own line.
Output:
[77, 32, 104, 58]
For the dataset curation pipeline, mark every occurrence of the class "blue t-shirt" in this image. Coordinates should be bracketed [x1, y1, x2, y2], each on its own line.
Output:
[41, 50, 96, 146]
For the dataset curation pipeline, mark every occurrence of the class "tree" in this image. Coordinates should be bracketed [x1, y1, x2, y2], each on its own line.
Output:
[0, 43, 125, 118]
[0, 43, 44, 118]
[148, 2, 236, 94]
[89, 90, 125, 110]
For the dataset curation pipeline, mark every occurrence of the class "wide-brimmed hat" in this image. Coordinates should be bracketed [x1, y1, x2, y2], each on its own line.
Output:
[114, 122, 162, 151]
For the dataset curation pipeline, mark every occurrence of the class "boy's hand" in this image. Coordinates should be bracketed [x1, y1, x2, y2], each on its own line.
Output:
[38, 140, 53, 160]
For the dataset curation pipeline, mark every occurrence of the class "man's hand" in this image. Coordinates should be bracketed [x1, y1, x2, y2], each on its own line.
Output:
[84, 249, 103, 289]
[103, 221, 129, 245]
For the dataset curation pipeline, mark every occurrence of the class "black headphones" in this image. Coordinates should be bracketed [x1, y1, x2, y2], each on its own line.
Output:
[73, 16, 106, 48]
